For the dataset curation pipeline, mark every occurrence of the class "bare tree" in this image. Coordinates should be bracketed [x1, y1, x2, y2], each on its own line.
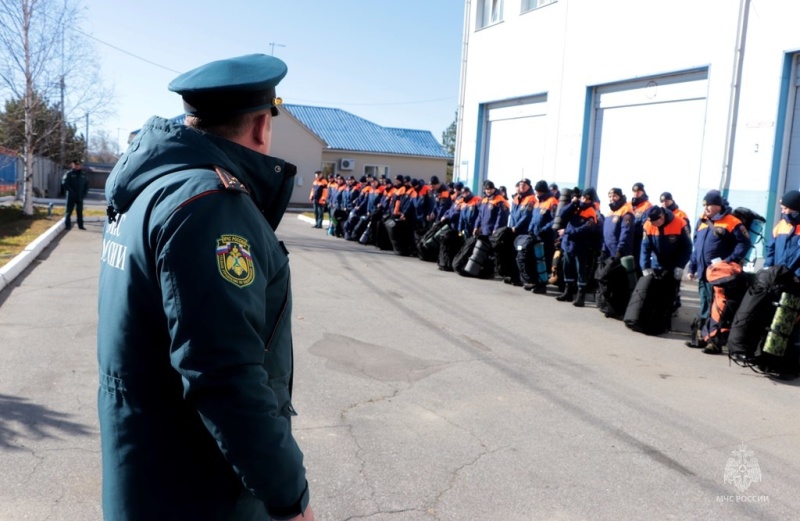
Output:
[0, 0, 111, 215]
[87, 128, 119, 163]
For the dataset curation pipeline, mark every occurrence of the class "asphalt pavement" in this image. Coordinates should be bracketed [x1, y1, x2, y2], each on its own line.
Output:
[1, 215, 800, 520]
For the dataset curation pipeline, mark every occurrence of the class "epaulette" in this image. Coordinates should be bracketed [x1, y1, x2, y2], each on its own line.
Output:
[214, 166, 250, 194]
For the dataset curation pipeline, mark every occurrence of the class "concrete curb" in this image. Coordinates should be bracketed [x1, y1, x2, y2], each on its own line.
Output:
[0, 218, 65, 293]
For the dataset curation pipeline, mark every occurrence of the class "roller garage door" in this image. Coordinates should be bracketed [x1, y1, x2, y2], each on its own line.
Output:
[589, 71, 708, 227]
[483, 96, 547, 193]
[782, 55, 800, 197]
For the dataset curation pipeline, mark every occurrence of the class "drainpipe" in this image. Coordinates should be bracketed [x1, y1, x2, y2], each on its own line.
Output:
[719, 0, 751, 198]
[454, 0, 471, 187]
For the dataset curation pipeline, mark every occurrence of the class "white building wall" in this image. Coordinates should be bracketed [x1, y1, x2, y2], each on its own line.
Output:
[457, 0, 800, 229]
[271, 115, 326, 205]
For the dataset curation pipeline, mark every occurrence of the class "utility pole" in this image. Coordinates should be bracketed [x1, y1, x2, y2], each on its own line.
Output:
[59, 25, 66, 170]
[59, 74, 65, 168]
[269, 42, 286, 56]
[85, 113, 89, 159]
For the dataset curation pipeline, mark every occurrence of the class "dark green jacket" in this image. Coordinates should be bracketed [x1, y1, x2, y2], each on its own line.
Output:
[62, 168, 89, 199]
[97, 117, 308, 520]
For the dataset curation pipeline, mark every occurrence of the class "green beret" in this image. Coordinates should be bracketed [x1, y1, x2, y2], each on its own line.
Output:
[168, 54, 288, 118]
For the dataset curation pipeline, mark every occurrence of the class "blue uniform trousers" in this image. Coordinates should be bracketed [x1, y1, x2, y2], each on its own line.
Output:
[563, 250, 590, 288]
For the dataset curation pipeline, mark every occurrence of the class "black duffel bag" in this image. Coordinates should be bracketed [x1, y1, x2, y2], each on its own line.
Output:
[595, 257, 631, 319]
[417, 221, 447, 262]
[623, 272, 678, 336]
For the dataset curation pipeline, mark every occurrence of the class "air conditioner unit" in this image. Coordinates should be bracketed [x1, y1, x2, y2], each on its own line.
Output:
[339, 158, 354, 171]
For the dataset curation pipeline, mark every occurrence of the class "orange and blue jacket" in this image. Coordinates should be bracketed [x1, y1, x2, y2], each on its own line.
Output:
[561, 201, 599, 255]
[664, 203, 691, 234]
[689, 210, 750, 279]
[415, 183, 434, 219]
[529, 193, 558, 239]
[309, 178, 328, 205]
[394, 185, 419, 220]
[458, 194, 482, 236]
[603, 201, 634, 258]
[433, 188, 452, 220]
[380, 186, 397, 211]
[474, 193, 510, 236]
[765, 217, 800, 277]
[327, 181, 344, 210]
[641, 209, 692, 271]
[509, 190, 537, 232]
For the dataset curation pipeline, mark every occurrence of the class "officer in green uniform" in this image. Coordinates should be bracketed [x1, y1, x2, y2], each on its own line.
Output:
[61, 160, 88, 229]
[97, 55, 314, 520]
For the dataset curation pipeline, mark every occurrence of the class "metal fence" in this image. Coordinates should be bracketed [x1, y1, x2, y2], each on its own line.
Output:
[0, 152, 61, 198]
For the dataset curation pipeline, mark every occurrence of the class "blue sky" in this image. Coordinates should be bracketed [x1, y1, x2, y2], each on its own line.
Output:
[78, 0, 465, 153]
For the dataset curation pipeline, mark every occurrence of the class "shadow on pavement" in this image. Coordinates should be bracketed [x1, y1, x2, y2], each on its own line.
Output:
[0, 393, 94, 450]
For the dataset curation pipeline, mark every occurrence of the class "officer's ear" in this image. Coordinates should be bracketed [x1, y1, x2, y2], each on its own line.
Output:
[251, 111, 272, 154]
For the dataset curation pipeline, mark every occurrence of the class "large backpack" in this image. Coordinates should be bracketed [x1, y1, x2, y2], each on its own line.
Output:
[728, 266, 796, 358]
[345, 214, 368, 241]
[753, 305, 800, 379]
[595, 257, 634, 319]
[702, 261, 749, 348]
[728, 269, 800, 379]
[489, 227, 517, 279]
[417, 221, 448, 262]
[437, 226, 463, 272]
[332, 209, 348, 238]
[455, 236, 495, 278]
[732, 207, 767, 265]
[453, 236, 477, 275]
[623, 272, 678, 336]
[385, 217, 414, 256]
[374, 214, 395, 251]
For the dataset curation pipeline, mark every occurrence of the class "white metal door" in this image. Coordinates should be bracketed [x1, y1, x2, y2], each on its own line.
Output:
[484, 97, 547, 195]
[783, 56, 800, 195]
[590, 72, 708, 227]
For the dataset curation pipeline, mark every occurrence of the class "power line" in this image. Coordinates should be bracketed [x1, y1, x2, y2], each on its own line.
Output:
[74, 29, 182, 74]
[71, 30, 454, 108]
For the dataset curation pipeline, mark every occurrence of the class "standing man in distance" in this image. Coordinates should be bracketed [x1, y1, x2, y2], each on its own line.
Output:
[309, 170, 328, 228]
[62, 159, 88, 230]
[97, 54, 314, 520]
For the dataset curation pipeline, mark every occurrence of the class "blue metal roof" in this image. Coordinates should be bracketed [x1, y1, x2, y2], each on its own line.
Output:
[282, 104, 451, 159]
[134, 109, 452, 160]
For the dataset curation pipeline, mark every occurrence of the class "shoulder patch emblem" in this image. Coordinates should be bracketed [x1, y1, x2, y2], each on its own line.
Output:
[216, 235, 255, 288]
[740, 224, 750, 240]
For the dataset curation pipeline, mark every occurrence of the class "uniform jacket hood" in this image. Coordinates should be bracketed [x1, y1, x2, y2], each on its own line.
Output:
[106, 116, 295, 230]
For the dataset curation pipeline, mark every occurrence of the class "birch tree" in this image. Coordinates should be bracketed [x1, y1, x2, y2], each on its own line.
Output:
[0, 0, 109, 215]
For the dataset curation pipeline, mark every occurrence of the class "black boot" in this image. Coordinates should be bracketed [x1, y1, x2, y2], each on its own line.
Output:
[572, 288, 586, 307]
[556, 284, 575, 302]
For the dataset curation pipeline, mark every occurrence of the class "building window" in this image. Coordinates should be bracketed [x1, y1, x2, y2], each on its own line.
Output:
[522, 0, 556, 13]
[321, 162, 336, 178]
[478, 0, 503, 29]
[364, 165, 389, 179]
